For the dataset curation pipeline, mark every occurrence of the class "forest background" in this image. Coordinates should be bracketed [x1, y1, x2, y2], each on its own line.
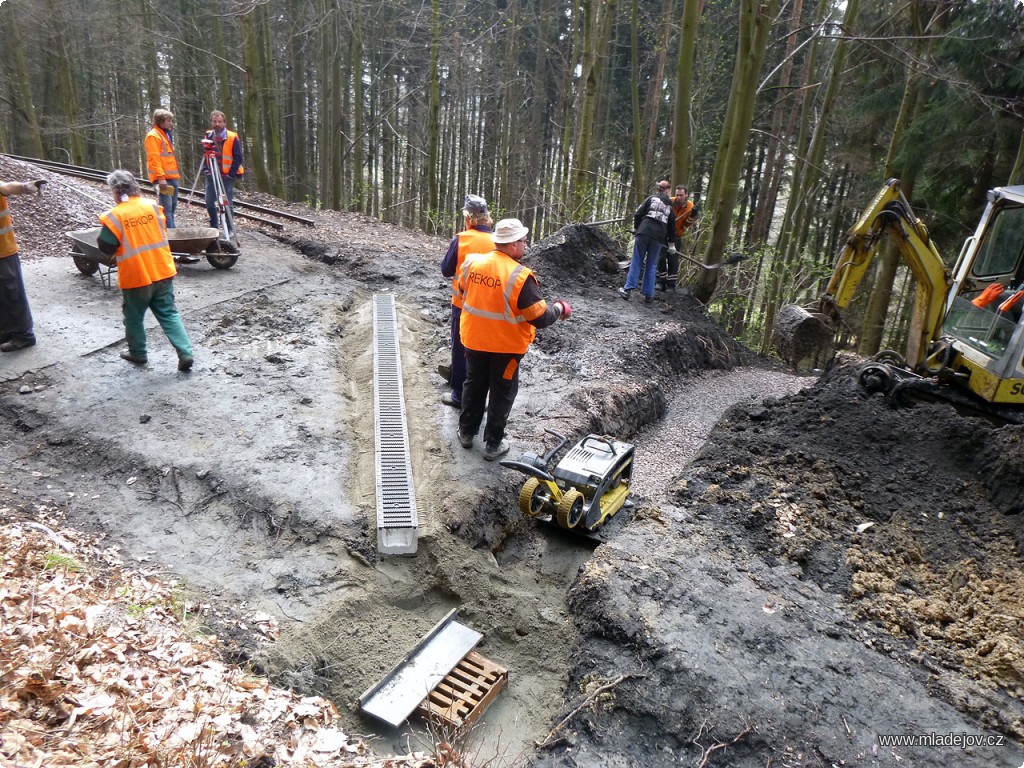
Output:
[0, 0, 1022, 356]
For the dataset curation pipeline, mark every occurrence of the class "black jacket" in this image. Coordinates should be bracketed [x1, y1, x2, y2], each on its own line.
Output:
[633, 193, 677, 245]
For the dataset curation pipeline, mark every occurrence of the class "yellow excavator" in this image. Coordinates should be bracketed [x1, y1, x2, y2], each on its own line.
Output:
[774, 178, 1024, 423]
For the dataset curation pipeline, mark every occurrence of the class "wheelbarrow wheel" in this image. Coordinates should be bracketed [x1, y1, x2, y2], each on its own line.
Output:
[206, 239, 240, 270]
[556, 488, 585, 529]
[72, 252, 99, 276]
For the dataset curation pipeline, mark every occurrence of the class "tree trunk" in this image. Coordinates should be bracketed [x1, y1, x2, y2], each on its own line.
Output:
[859, 0, 940, 356]
[629, 0, 645, 201]
[423, 0, 442, 232]
[671, 0, 701, 188]
[692, 0, 777, 304]
[351, 5, 365, 213]
[572, 0, 618, 217]
[748, 0, 804, 244]
[5, 13, 45, 158]
[240, 8, 270, 193]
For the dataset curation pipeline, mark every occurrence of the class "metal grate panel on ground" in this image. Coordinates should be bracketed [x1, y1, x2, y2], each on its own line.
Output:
[373, 293, 418, 554]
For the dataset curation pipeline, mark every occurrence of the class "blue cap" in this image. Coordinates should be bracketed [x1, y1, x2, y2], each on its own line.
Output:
[463, 194, 488, 215]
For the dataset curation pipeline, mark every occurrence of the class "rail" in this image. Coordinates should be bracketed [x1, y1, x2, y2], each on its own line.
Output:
[1, 153, 315, 229]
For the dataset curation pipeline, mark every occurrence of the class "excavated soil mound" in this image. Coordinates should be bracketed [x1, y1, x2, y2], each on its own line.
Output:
[528, 223, 623, 281]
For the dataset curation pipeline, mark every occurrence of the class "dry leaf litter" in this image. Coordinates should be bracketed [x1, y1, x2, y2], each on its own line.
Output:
[0, 503, 436, 768]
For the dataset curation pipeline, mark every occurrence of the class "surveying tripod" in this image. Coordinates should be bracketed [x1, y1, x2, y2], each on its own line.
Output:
[189, 137, 237, 247]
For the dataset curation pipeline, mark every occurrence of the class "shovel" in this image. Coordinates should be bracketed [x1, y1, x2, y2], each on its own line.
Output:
[678, 252, 747, 271]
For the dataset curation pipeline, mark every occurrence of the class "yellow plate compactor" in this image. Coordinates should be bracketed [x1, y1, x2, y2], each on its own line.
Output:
[500, 430, 635, 532]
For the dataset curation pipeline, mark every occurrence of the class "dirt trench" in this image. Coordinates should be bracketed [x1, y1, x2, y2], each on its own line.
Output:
[0, 199, 810, 763]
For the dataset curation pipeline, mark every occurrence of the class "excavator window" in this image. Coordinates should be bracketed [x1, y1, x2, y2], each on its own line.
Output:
[971, 204, 1024, 280]
[944, 204, 1024, 360]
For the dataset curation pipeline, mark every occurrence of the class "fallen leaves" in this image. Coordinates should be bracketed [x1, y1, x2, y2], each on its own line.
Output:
[0, 510, 436, 767]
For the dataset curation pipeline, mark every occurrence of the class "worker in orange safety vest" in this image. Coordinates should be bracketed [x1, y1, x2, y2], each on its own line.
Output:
[0, 177, 47, 352]
[659, 184, 696, 292]
[145, 109, 181, 229]
[97, 170, 194, 372]
[456, 218, 572, 461]
[202, 110, 245, 230]
[439, 194, 494, 408]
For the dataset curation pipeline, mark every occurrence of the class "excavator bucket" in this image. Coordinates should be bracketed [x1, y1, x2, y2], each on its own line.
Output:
[772, 304, 835, 369]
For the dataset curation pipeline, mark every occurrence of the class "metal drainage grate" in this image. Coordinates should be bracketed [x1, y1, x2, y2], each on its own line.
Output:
[373, 293, 418, 555]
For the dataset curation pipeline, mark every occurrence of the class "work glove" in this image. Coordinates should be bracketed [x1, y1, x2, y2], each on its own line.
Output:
[972, 282, 1005, 308]
[999, 290, 1024, 314]
[30, 180, 46, 196]
[554, 300, 572, 319]
[667, 244, 678, 255]
[158, 183, 173, 195]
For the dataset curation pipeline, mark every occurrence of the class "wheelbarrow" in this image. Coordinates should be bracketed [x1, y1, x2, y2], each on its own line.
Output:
[66, 227, 240, 289]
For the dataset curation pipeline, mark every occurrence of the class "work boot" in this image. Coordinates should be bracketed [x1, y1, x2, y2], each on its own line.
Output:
[617, 287, 632, 300]
[441, 392, 461, 408]
[0, 337, 35, 352]
[178, 355, 194, 372]
[643, 296, 654, 304]
[175, 255, 200, 265]
[120, 350, 147, 365]
[458, 431, 474, 449]
[483, 440, 510, 461]
[437, 364, 452, 383]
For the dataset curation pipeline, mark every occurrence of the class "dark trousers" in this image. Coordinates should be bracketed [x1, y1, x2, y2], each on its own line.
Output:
[0, 252, 35, 343]
[658, 248, 680, 289]
[449, 306, 467, 401]
[460, 349, 522, 448]
[205, 174, 235, 228]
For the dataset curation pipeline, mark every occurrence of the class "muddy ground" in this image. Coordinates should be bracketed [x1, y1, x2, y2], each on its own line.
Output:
[1, 155, 1023, 767]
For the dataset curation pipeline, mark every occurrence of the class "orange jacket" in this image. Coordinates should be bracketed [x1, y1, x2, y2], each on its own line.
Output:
[672, 198, 694, 238]
[205, 130, 245, 177]
[458, 250, 546, 354]
[0, 195, 18, 259]
[450, 228, 494, 309]
[99, 197, 176, 290]
[145, 126, 180, 182]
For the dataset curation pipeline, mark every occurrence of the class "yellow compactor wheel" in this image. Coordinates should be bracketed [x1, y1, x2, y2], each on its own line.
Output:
[556, 488, 585, 529]
[519, 477, 546, 517]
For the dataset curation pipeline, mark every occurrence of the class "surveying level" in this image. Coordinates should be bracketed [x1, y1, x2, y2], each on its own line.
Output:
[186, 138, 237, 247]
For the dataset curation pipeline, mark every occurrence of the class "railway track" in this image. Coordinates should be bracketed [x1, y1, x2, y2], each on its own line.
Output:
[2, 153, 315, 230]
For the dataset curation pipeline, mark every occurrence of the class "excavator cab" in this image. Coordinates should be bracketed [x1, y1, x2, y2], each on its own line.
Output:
[939, 187, 1024, 405]
[776, 180, 1024, 420]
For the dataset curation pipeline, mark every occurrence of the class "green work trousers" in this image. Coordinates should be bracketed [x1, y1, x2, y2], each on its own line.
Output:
[122, 278, 193, 360]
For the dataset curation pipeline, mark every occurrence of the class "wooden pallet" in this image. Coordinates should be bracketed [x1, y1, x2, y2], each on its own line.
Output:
[416, 651, 508, 729]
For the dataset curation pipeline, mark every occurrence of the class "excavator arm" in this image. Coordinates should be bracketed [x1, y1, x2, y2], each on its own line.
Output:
[774, 179, 952, 368]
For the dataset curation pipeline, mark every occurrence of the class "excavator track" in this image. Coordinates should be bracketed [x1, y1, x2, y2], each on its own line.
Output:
[859, 362, 1024, 425]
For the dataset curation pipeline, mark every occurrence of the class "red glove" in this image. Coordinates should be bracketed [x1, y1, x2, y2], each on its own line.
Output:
[554, 300, 572, 319]
[999, 290, 1024, 313]
[973, 282, 1005, 308]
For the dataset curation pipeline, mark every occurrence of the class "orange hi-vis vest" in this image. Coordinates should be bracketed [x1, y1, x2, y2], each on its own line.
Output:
[0, 195, 18, 259]
[207, 130, 245, 176]
[459, 250, 546, 355]
[145, 126, 180, 182]
[673, 198, 694, 238]
[99, 197, 176, 290]
[451, 228, 494, 309]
